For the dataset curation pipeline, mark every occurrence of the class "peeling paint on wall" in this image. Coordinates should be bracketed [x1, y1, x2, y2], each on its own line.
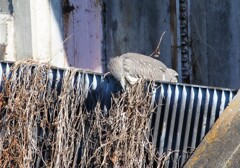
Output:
[63, 0, 103, 72]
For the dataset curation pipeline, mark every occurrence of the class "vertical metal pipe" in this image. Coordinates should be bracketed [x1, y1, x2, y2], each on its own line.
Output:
[191, 88, 202, 148]
[201, 89, 210, 140]
[166, 86, 179, 152]
[172, 86, 187, 167]
[153, 84, 164, 148]
[219, 91, 226, 115]
[210, 89, 218, 127]
[181, 87, 195, 166]
[159, 85, 172, 155]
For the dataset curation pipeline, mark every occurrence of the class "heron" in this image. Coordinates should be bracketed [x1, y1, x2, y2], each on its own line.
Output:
[108, 53, 178, 90]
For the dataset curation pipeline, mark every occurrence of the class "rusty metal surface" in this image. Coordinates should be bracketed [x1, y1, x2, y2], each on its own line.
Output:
[0, 61, 237, 167]
[63, 0, 103, 72]
[103, 0, 240, 90]
[190, 0, 240, 89]
[104, 0, 173, 71]
[184, 90, 240, 168]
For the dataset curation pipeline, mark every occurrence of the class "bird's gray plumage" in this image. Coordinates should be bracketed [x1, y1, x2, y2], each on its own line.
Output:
[108, 53, 178, 89]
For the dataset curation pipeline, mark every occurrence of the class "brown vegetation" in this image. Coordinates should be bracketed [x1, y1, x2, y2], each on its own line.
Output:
[0, 61, 167, 168]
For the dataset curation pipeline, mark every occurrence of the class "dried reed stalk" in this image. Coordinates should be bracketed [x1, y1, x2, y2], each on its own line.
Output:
[0, 61, 167, 168]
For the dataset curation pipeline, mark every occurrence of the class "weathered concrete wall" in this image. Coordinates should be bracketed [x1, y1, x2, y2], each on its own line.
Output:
[13, 0, 33, 60]
[1, 0, 67, 65]
[191, 0, 240, 89]
[0, 14, 14, 61]
[0, 1, 14, 61]
[104, 0, 174, 72]
[0, 0, 13, 14]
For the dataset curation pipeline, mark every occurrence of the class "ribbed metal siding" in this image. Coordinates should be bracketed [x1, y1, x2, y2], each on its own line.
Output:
[0, 62, 237, 167]
[151, 83, 236, 167]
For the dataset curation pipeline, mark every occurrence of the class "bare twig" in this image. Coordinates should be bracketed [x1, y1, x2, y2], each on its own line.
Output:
[149, 31, 166, 58]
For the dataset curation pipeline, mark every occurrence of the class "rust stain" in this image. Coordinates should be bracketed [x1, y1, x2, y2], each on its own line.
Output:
[205, 128, 218, 144]
[62, 0, 75, 14]
[187, 145, 206, 165]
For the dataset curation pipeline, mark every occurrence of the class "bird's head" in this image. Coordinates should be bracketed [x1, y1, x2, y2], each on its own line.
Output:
[108, 56, 126, 89]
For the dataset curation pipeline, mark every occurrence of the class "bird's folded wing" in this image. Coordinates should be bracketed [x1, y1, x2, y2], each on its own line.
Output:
[122, 54, 168, 80]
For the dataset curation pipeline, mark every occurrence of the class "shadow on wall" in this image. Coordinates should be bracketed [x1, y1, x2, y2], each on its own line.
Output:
[48, 0, 69, 67]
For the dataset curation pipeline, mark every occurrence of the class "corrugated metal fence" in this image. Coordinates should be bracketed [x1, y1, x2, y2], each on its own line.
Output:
[0, 62, 237, 167]
[150, 83, 235, 167]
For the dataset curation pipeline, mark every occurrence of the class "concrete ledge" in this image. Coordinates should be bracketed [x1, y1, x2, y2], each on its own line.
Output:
[184, 90, 240, 168]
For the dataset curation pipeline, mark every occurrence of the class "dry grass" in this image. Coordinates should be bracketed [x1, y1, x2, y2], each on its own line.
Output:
[0, 61, 169, 168]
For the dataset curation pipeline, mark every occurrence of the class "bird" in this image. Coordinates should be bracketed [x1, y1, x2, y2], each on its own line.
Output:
[108, 53, 178, 90]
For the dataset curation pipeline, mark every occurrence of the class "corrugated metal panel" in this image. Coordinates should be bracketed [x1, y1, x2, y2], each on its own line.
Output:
[150, 83, 236, 167]
[0, 62, 237, 167]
